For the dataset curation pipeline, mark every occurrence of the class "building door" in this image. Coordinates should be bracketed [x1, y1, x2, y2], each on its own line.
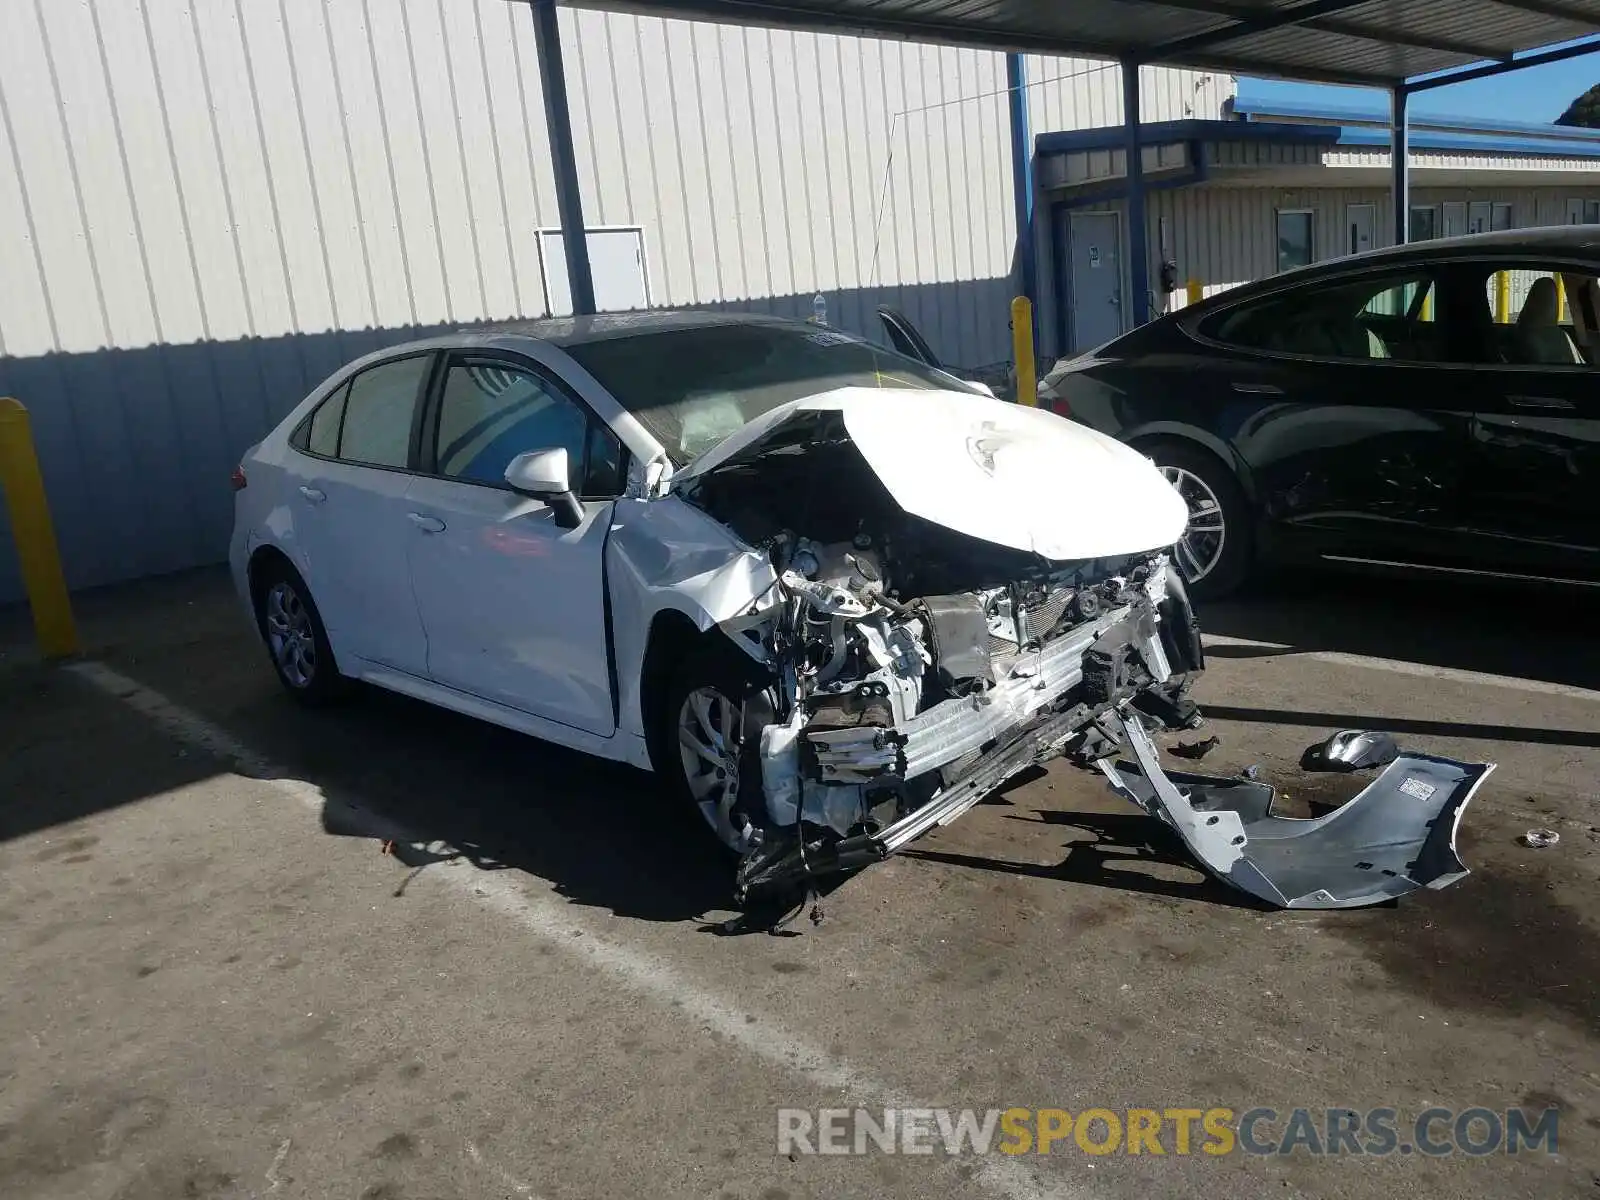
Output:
[1068, 211, 1123, 351]
[1346, 204, 1375, 256]
[538, 227, 650, 316]
[1469, 201, 1492, 234]
[1443, 202, 1467, 238]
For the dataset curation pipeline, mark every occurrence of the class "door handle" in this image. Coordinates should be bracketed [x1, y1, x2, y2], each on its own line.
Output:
[298, 485, 326, 503]
[1507, 395, 1575, 411]
[407, 512, 446, 533]
[1231, 381, 1284, 396]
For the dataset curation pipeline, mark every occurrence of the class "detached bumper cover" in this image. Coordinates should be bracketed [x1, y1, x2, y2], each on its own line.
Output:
[1100, 712, 1494, 909]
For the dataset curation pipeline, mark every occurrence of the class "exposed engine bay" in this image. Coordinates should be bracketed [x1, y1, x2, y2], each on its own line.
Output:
[673, 407, 1492, 915]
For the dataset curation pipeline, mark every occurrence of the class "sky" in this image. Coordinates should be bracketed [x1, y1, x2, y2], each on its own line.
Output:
[1236, 54, 1600, 126]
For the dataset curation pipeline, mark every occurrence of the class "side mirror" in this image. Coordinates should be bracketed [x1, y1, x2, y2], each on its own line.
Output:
[504, 448, 584, 528]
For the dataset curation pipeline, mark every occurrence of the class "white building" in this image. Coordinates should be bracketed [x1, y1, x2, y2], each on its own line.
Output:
[0, 0, 1596, 603]
[1041, 95, 1600, 350]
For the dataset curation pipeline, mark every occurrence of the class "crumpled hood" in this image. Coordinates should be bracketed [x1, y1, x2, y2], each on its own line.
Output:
[674, 386, 1188, 561]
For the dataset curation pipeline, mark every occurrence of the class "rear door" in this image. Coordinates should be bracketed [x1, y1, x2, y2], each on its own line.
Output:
[1184, 263, 1484, 566]
[403, 353, 627, 735]
[283, 353, 435, 674]
[1451, 258, 1600, 582]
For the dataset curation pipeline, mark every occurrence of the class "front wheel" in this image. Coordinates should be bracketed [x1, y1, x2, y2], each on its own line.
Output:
[662, 646, 772, 855]
[1147, 442, 1253, 601]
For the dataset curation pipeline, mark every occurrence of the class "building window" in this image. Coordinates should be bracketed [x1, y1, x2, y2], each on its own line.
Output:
[1276, 210, 1314, 272]
[1409, 206, 1439, 242]
[1491, 203, 1514, 231]
[1567, 199, 1600, 224]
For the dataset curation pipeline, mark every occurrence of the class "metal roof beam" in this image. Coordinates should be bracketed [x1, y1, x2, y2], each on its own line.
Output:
[1147, 0, 1512, 60]
[1149, 0, 1375, 57]
[1404, 33, 1600, 91]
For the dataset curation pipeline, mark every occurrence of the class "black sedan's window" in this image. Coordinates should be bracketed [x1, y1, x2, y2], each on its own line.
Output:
[1202, 271, 1441, 362]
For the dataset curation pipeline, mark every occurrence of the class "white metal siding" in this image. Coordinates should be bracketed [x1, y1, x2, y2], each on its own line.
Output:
[0, 1, 1230, 603]
[1152, 185, 1594, 308]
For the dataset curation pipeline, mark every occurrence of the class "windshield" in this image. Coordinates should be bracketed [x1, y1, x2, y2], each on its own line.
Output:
[561, 322, 974, 464]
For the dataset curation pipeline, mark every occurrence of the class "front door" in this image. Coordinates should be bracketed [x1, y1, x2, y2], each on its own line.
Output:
[1191, 263, 1480, 566]
[1068, 211, 1123, 351]
[404, 353, 624, 735]
[1346, 204, 1375, 256]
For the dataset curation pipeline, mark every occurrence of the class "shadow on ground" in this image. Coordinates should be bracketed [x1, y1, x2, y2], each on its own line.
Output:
[1203, 568, 1600, 692]
[904, 806, 1273, 912]
[5, 562, 1598, 941]
[263, 685, 749, 926]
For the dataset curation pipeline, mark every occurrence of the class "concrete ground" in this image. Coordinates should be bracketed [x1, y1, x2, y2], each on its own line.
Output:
[2, 566, 1597, 1200]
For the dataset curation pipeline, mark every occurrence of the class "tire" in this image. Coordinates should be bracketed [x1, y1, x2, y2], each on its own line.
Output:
[253, 559, 347, 706]
[661, 642, 774, 855]
[1144, 440, 1253, 601]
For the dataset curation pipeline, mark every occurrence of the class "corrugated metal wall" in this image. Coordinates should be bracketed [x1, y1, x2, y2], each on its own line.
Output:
[0, 0, 1224, 605]
[1151, 184, 1588, 301]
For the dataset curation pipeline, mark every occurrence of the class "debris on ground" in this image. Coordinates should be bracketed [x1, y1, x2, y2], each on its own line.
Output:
[1522, 828, 1561, 849]
[1169, 734, 1221, 760]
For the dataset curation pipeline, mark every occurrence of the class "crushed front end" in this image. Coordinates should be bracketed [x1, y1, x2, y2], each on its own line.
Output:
[672, 401, 1488, 913]
[727, 538, 1207, 904]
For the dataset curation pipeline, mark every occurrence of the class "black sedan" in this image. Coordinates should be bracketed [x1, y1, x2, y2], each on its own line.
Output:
[1039, 226, 1600, 599]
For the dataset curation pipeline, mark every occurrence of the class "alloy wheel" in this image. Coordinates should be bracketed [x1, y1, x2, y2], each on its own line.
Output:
[676, 685, 751, 851]
[264, 581, 317, 689]
[1160, 465, 1227, 584]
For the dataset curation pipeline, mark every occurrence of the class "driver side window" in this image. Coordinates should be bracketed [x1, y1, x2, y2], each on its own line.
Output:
[430, 358, 625, 497]
[1201, 271, 1440, 363]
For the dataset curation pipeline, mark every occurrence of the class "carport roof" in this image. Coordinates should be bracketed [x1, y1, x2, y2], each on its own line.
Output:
[568, 0, 1600, 89]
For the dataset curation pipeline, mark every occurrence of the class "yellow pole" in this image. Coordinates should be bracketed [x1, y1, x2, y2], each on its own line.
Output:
[0, 398, 78, 658]
[1495, 272, 1510, 324]
[1186, 278, 1203, 307]
[1011, 296, 1037, 407]
[1420, 289, 1433, 322]
[1557, 274, 1568, 324]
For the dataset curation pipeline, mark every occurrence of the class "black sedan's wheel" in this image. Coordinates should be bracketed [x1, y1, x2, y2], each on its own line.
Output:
[254, 561, 346, 705]
[1147, 442, 1253, 600]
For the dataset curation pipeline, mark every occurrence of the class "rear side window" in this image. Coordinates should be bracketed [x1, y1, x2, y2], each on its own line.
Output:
[306, 384, 347, 456]
[339, 356, 431, 468]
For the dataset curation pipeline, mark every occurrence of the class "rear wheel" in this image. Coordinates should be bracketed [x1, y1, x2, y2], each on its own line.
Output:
[253, 560, 346, 706]
[1145, 441, 1253, 600]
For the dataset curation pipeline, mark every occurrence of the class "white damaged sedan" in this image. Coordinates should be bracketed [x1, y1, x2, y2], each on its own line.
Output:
[231, 312, 1491, 913]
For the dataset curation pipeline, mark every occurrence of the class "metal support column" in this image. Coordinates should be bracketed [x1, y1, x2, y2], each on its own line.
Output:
[1006, 54, 1037, 322]
[1391, 85, 1409, 246]
[530, 0, 596, 315]
[1122, 59, 1150, 326]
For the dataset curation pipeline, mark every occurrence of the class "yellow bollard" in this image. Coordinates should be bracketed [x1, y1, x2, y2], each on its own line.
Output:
[1557, 274, 1568, 324]
[1495, 272, 1510, 324]
[0, 398, 78, 658]
[1186, 278, 1203, 308]
[1011, 296, 1037, 407]
[1420, 288, 1434, 323]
